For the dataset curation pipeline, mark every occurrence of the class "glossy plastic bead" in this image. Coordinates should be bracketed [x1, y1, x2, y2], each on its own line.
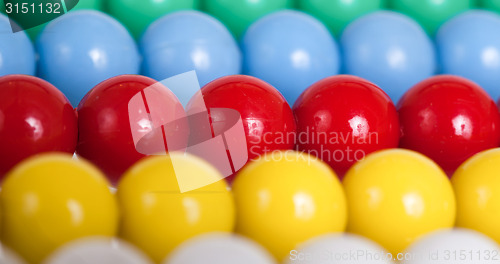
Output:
[242, 10, 340, 104]
[398, 75, 500, 175]
[233, 151, 347, 261]
[297, 0, 384, 35]
[390, 0, 473, 35]
[293, 75, 400, 177]
[0, 75, 77, 178]
[1, 154, 118, 264]
[37, 10, 140, 106]
[436, 10, 500, 100]
[204, 0, 292, 38]
[343, 149, 456, 255]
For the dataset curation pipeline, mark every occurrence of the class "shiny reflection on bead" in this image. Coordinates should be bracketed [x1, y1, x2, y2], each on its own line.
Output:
[233, 151, 346, 261]
[398, 75, 500, 175]
[117, 154, 234, 263]
[343, 149, 455, 255]
[294, 75, 399, 177]
[0, 75, 77, 178]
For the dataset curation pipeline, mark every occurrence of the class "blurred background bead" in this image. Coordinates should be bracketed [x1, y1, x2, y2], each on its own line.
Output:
[436, 10, 500, 101]
[108, 0, 199, 39]
[284, 234, 393, 264]
[0, 75, 77, 179]
[480, 0, 500, 13]
[390, 0, 473, 35]
[44, 238, 153, 264]
[242, 10, 340, 104]
[0, 14, 35, 76]
[141, 11, 241, 87]
[341, 11, 436, 103]
[37, 10, 140, 106]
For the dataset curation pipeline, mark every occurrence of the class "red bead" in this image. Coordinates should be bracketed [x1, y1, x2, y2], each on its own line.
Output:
[293, 75, 400, 178]
[0, 75, 77, 179]
[398, 75, 500, 175]
[190, 75, 296, 183]
[77, 75, 185, 184]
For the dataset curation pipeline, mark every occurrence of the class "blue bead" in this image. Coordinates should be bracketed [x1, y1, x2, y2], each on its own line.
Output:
[436, 10, 500, 101]
[242, 10, 340, 105]
[141, 10, 241, 90]
[37, 10, 140, 107]
[0, 14, 35, 76]
[341, 11, 436, 103]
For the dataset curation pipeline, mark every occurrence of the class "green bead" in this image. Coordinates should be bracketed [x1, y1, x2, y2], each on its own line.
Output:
[390, 0, 473, 35]
[108, 0, 199, 39]
[298, 0, 385, 36]
[480, 0, 500, 12]
[75, 0, 104, 10]
[204, 0, 293, 39]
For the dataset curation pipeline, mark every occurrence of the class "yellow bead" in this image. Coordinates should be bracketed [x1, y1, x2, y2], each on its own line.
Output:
[232, 151, 347, 262]
[452, 148, 500, 244]
[343, 149, 456, 255]
[117, 153, 235, 263]
[0, 153, 118, 264]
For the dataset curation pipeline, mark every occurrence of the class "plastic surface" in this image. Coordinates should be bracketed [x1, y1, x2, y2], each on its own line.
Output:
[44, 238, 153, 264]
[242, 10, 340, 105]
[452, 148, 500, 245]
[24, 0, 105, 40]
[285, 234, 393, 264]
[141, 11, 241, 88]
[390, 0, 472, 35]
[37, 10, 140, 106]
[0, 243, 26, 264]
[481, 0, 500, 12]
[232, 151, 347, 262]
[436, 10, 500, 101]
[108, 0, 199, 39]
[297, 0, 385, 35]
[164, 233, 276, 264]
[341, 11, 436, 103]
[0, 154, 118, 264]
[204, 0, 292, 38]
[76, 75, 184, 185]
[0, 75, 77, 179]
[398, 75, 500, 175]
[403, 229, 500, 264]
[117, 154, 235, 263]
[293, 75, 400, 177]
[0, 14, 35, 76]
[343, 149, 456, 256]
[188, 75, 296, 183]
